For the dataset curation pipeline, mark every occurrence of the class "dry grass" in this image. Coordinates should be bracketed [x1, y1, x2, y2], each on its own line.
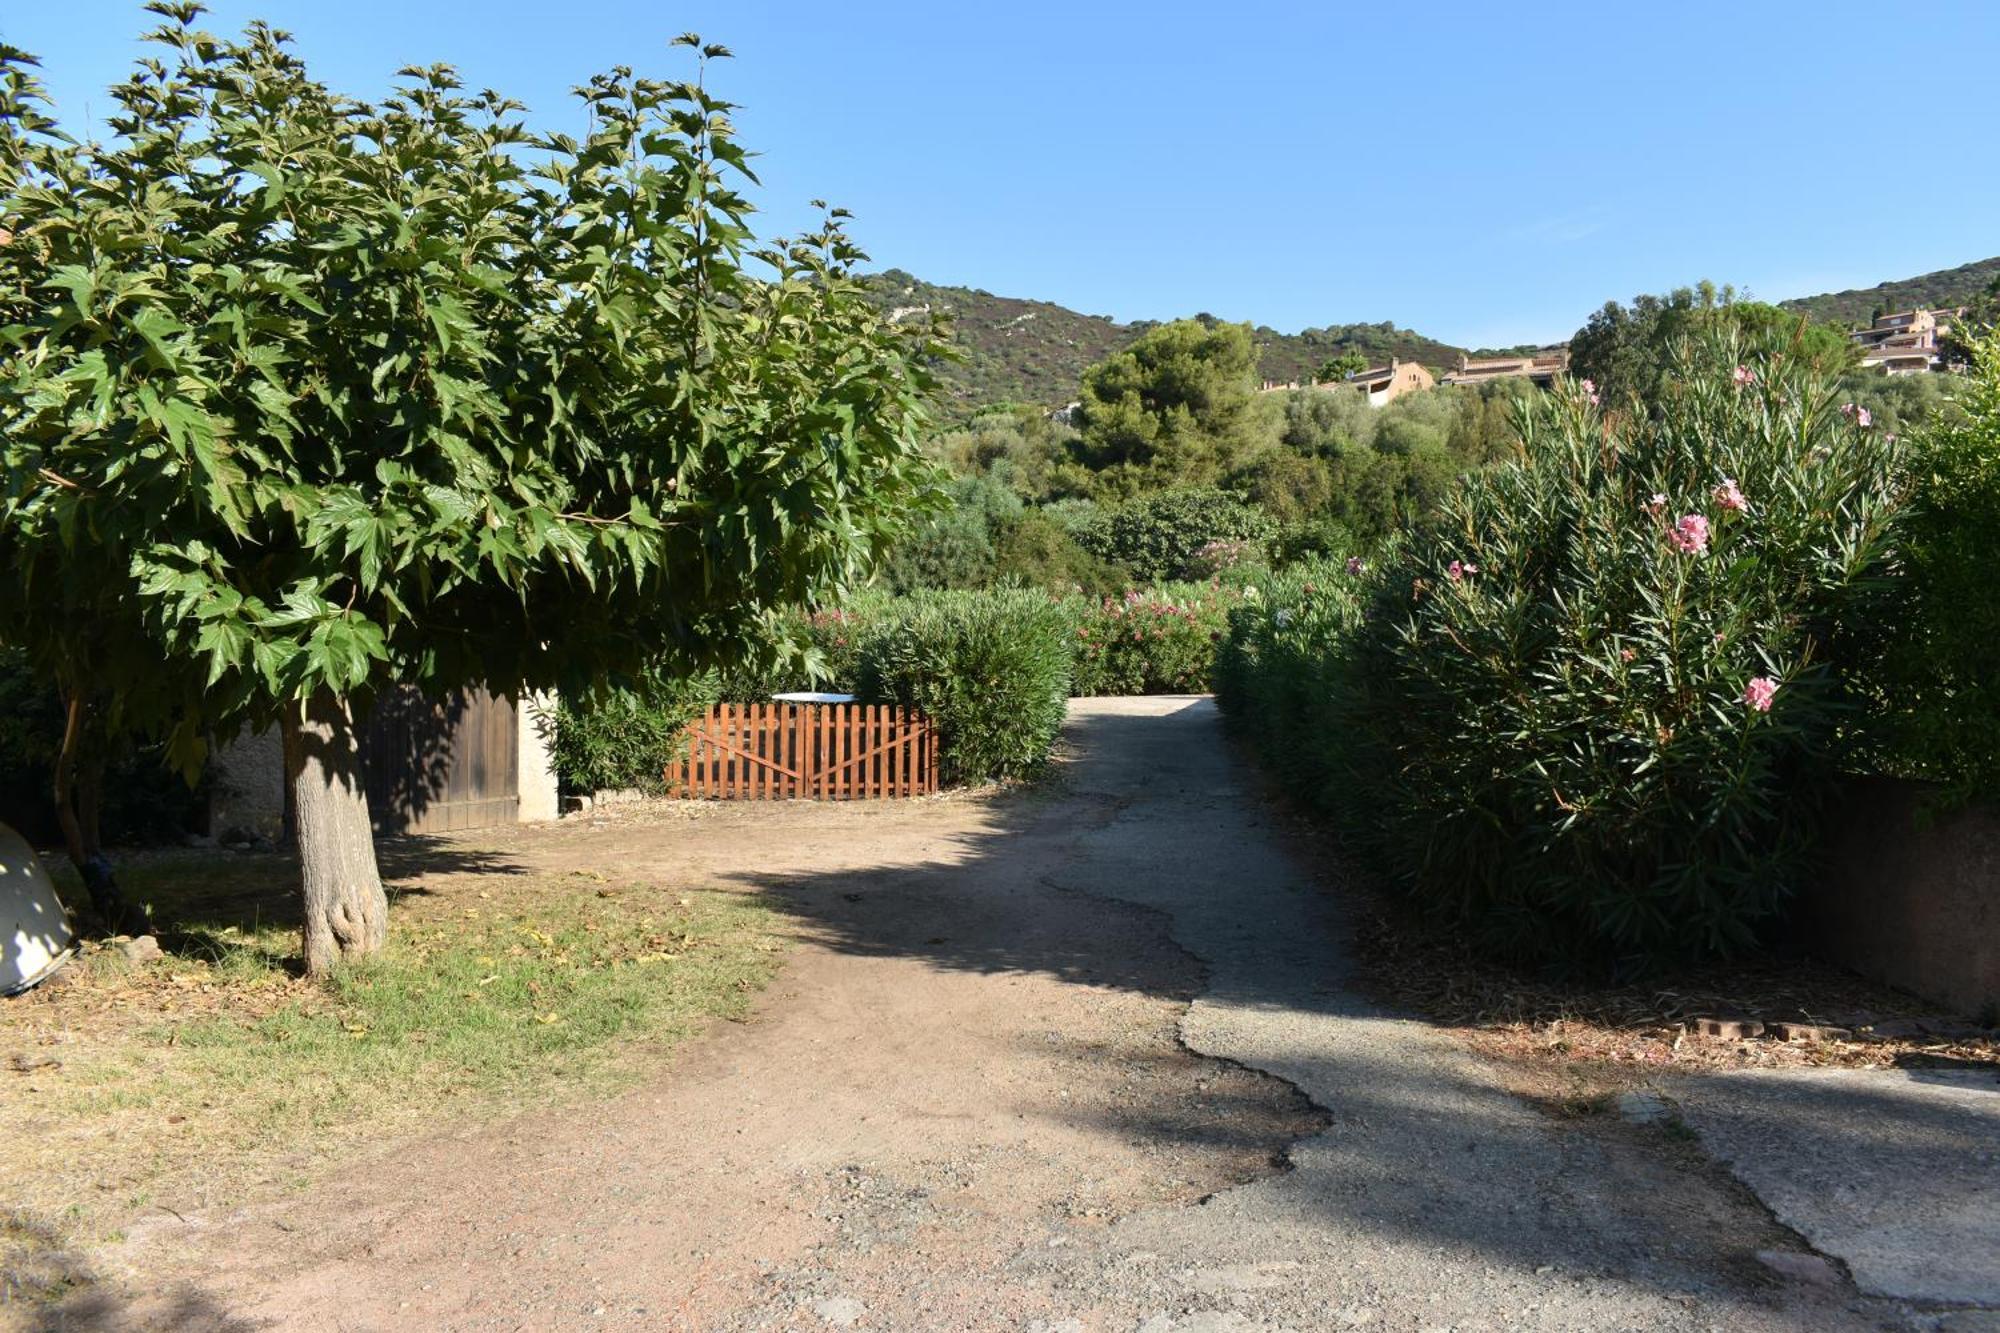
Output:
[0, 844, 786, 1259]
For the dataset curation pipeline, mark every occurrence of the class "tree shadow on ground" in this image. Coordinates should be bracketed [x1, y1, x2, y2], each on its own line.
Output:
[48, 837, 534, 975]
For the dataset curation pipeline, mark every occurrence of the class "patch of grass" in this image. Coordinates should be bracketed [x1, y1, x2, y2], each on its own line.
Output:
[1, 848, 787, 1252]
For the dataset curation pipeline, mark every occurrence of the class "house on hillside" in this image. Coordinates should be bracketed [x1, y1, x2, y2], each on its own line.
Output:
[1257, 358, 1435, 407]
[1439, 348, 1570, 388]
[1851, 307, 1962, 374]
[1348, 359, 1435, 407]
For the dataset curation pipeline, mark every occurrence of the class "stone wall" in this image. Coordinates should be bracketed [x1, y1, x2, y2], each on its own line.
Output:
[1801, 777, 1999, 1020]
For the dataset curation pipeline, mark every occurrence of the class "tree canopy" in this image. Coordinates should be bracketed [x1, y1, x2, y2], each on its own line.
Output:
[0, 5, 941, 971]
[1570, 282, 1855, 405]
[1071, 319, 1266, 494]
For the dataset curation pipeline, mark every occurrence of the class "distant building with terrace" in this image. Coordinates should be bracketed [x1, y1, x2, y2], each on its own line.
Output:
[1258, 358, 1435, 408]
[1850, 307, 1962, 374]
[1439, 348, 1570, 388]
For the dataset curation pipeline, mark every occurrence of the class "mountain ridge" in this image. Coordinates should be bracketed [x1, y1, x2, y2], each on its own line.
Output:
[871, 255, 2000, 412]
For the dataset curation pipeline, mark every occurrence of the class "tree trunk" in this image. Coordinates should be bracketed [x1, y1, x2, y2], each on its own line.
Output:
[281, 689, 388, 979]
[53, 691, 131, 932]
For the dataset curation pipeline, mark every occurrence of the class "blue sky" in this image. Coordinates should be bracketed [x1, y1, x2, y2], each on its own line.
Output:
[9, 2, 1998, 347]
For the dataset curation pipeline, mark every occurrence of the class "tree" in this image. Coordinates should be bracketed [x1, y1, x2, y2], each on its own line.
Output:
[1316, 351, 1369, 382]
[1071, 319, 1267, 494]
[0, 8, 939, 975]
[1570, 283, 1853, 406]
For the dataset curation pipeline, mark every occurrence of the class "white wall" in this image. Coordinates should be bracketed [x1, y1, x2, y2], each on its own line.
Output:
[517, 692, 560, 824]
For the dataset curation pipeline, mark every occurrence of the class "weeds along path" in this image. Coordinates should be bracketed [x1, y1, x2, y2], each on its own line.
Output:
[52, 699, 1904, 1331]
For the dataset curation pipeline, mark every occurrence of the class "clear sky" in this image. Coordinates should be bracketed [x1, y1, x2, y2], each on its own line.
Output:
[8, 2, 1998, 347]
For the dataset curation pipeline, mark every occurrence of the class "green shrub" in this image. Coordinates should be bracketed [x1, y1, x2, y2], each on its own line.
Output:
[1079, 487, 1276, 582]
[856, 588, 1071, 783]
[1212, 560, 1371, 805]
[1221, 335, 1909, 972]
[990, 508, 1130, 594]
[545, 672, 719, 795]
[1883, 331, 2000, 803]
[1070, 583, 1244, 696]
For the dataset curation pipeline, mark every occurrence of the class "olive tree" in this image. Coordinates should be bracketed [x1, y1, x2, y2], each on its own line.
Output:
[0, 7, 939, 975]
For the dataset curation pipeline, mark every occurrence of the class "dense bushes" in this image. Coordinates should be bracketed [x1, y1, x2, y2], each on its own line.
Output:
[543, 673, 718, 797]
[1077, 488, 1275, 582]
[1069, 584, 1243, 695]
[1884, 329, 2000, 802]
[855, 589, 1073, 783]
[1219, 336, 1910, 972]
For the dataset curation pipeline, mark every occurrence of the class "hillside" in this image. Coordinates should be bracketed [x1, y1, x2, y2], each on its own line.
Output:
[1780, 256, 2000, 326]
[869, 253, 1999, 414]
[864, 269, 1478, 411]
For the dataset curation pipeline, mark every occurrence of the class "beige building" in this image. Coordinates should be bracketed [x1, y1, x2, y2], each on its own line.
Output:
[1851, 307, 1961, 374]
[1439, 348, 1570, 388]
[1258, 357, 1436, 408]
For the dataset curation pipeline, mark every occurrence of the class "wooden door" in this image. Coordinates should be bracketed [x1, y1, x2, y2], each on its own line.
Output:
[359, 687, 520, 834]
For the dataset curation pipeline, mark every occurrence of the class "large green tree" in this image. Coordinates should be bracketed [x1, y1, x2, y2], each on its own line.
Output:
[0, 7, 939, 975]
[1071, 318, 1268, 495]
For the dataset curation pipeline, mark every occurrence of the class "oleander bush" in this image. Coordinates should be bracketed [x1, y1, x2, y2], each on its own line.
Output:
[1069, 583, 1244, 696]
[1211, 559, 1372, 805]
[854, 587, 1073, 783]
[1219, 334, 1911, 972]
[544, 671, 720, 796]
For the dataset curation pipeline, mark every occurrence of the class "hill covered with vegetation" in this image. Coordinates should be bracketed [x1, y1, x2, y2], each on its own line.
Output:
[1780, 256, 2000, 326]
[863, 269, 1484, 411]
[870, 254, 1998, 414]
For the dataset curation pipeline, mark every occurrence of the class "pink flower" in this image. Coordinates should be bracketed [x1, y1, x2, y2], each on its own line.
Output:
[1346, 556, 1365, 576]
[1445, 559, 1480, 581]
[1642, 492, 1668, 516]
[1619, 647, 1635, 662]
[1743, 676, 1778, 713]
[1840, 402, 1873, 428]
[1667, 513, 1710, 555]
[1579, 377, 1600, 406]
[1713, 478, 1747, 512]
[1732, 365, 1756, 387]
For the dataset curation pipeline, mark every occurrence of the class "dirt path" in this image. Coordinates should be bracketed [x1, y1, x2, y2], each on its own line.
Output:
[54, 698, 1913, 1331]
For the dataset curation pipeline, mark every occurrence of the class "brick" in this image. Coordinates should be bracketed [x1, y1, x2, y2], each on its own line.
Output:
[1689, 1017, 1765, 1040]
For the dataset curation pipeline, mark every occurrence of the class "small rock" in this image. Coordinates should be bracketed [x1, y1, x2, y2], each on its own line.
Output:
[812, 1296, 865, 1328]
[1755, 1249, 1842, 1288]
[180, 832, 217, 849]
[1616, 1090, 1673, 1125]
[1689, 1016, 1764, 1040]
[118, 935, 164, 965]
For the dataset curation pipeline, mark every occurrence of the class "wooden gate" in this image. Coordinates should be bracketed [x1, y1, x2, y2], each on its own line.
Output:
[359, 687, 520, 834]
[669, 702, 938, 800]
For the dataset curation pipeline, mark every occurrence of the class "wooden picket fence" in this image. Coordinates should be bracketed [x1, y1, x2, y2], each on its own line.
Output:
[668, 701, 939, 800]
